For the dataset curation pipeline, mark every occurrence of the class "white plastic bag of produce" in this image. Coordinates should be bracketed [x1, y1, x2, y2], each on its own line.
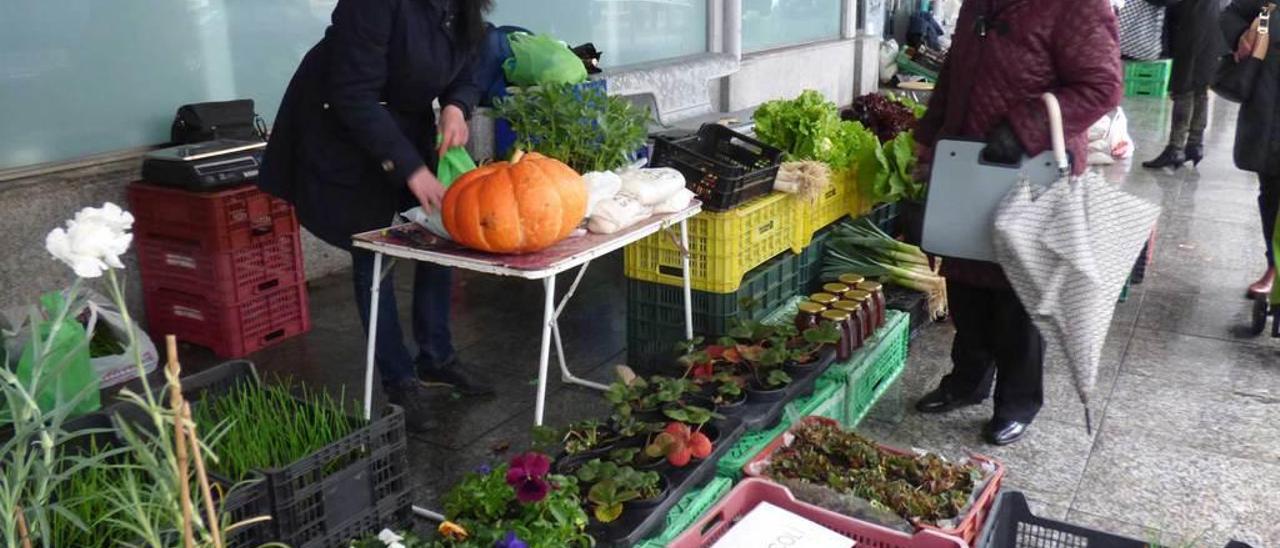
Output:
[653, 188, 696, 214]
[588, 192, 652, 234]
[879, 39, 900, 83]
[401, 206, 453, 241]
[582, 171, 623, 218]
[617, 167, 686, 206]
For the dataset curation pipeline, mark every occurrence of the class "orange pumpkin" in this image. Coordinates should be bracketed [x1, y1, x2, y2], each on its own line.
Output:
[442, 151, 588, 254]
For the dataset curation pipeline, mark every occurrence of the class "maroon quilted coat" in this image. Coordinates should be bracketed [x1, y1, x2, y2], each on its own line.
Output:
[916, 0, 1124, 289]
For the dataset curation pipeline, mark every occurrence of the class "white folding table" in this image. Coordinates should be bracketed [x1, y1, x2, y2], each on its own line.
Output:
[350, 201, 702, 427]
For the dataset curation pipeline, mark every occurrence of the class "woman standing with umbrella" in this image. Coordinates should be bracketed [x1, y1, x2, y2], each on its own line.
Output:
[1143, 0, 1226, 169]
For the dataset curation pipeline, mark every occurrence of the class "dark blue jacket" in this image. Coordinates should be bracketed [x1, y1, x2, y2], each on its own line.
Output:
[259, 0, 480, 249]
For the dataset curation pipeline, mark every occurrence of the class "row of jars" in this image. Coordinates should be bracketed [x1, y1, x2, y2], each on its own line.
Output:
[794, 274, 887, 361]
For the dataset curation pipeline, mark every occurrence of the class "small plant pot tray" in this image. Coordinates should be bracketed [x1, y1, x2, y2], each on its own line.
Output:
[717, 347, 836, 431]
[589, 416, 746, 547]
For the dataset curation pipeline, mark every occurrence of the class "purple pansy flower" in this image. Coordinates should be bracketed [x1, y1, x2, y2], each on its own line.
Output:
[494, 531, 529, 548]
[504, 452, 551, 504]
[475, 462, 492, 475]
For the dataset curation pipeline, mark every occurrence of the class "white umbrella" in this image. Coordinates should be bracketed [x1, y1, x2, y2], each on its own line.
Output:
[992, 94, 1162, 433]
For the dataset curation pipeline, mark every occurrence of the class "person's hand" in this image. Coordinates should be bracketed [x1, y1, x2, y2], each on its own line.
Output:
[438, 104, 469, 158]
[408, 167, 446, 212]
[981, 121, 1024, 165]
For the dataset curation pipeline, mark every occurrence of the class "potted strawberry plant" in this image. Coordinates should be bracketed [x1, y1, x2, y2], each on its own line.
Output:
[644, 422, 715, 468]
[573, 459, 668, 524]
[558, 419, 621, 458]
[783, 322, 841, 377]
[742, 344, 793, 403]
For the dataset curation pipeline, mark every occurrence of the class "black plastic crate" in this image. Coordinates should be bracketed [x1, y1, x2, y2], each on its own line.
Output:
[797, 227, 834, 293]
[627, 249, 803, 374]
[651, 124, 783, 212]
[178, 361, 411, 547]
[867, 202, 900, 236]
[885, 285, 931, 339]
[222, 478, 275, 548]
[979, 491, 1155, 548]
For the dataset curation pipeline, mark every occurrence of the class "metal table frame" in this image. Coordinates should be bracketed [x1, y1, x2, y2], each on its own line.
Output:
[351, 203, 701, 427]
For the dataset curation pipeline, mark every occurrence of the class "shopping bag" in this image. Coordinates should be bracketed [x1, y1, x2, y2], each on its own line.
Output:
[993, 94, 1161, 431]
[14, 292, 101, 418]
[401, 142, 477, 240]
[503, 33, 589, 87]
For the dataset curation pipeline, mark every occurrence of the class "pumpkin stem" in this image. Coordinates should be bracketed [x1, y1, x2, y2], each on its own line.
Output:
[511, 149, 526, 164]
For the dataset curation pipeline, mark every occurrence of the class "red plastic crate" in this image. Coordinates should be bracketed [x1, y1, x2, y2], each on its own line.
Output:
[743, 416, 1005, 547]
[144, 283, 311, 358]
[128, 182, 296, 254]
[136, 230, 305, 304]
[668, 479, 966, 548]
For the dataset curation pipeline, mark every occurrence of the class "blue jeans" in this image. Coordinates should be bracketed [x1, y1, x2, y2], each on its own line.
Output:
[351, 249, 455, 386]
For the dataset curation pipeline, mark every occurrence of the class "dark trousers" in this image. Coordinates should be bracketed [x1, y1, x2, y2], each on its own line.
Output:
[941, 282, 1045, 423]
[1168, 86, 1210, 149]
[1261, 173, 1280, 267]
[351, 249, 455, 386]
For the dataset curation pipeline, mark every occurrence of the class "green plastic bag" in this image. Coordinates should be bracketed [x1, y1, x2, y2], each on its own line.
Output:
[502, 33, 588, 88]
[16, 292, 101, 418]
[437, 139, 477, 188]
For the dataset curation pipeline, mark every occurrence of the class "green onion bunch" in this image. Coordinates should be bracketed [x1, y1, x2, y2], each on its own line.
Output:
[822, 218, 948, 319]
[192, 380, 357, 483]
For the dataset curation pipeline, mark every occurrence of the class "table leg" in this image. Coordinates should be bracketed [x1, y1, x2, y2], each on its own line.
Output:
[679, 218, 694, 340]
[363, 253, 396, 421]
[534, 275, 556, 426]
[553, 263, 609, 391]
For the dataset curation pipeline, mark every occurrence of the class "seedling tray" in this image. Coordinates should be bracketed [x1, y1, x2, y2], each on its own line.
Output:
[716, 347, 836, 431]
[651, 124, 783, 212]
[177, 361, 411, 548]
[590, 417, 746, 547]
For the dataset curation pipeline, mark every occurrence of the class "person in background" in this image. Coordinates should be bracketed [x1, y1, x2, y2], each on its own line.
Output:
[1222, 1, 1280, 298]
[259, 0, 495, 433]
[913, 0, 1124, 445]
[1143, 0, 1226, 169]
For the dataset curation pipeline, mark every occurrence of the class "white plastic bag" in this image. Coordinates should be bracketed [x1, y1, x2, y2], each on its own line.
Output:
[1107, 108, 1133, 160]
[653, 188, 696, 214]
[879, 39, 900, 83]
[582, 171, 623, 218]
[401, 207, 452, 241]
[617, 168, 685, 206]
[588, 193, 652, 234]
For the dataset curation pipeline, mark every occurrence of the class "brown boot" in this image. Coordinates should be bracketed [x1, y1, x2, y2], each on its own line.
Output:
[1248, 267, 1275, 299]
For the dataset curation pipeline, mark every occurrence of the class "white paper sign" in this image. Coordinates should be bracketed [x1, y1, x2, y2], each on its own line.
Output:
[710, 502, 854, 548]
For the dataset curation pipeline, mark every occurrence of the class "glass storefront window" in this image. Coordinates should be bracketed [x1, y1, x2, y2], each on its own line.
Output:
[489, 1, 708, 68]
[742, 0, 843, 52]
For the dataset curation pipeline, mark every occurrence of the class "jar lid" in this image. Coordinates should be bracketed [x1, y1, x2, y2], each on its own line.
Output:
[822, 283, 851, 295]
[820, 309, 851, 321]
[857, 281, 884, 292]
[810, 292, 839, 305]
[797, 302, 826, 314]
[838, 273, 866, 286]
[845, 289, 871, 302]
[833, 300, 860, 313]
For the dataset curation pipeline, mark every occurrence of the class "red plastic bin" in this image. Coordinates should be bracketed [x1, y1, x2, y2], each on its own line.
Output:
[743, 416, 1005, 547]
[144, 283, 311, 358]
[668, 478, 967, 548]
[136, 230, 305, 304]
[127, 182, 296, 254]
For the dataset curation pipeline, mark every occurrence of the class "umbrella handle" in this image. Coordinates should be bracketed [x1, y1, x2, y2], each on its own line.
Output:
[1041, 93, 1069, 174]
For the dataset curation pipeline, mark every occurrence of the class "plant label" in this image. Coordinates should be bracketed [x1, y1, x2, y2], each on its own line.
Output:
[710, 502, 854, 548]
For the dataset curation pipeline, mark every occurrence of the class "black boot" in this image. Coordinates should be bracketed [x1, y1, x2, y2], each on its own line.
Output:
[385, 380, 439, 433]
[1184, 143, 1204, 167]
[418, 357, 495, 396]
[1142, 146, 1187, 169]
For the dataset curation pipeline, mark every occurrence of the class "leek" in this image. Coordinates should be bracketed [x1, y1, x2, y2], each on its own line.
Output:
[822, 218, 949, 319]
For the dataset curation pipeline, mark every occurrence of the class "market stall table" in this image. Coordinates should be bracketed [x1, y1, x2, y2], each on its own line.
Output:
[351, 201, 703, 427]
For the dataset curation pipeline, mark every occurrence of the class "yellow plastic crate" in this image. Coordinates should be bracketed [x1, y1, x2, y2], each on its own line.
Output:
[791, 176, 852, 252]
[624, 192, 795, 293]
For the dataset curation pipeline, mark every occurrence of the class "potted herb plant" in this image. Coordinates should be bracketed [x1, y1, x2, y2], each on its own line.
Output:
[491, 83, 649, 174]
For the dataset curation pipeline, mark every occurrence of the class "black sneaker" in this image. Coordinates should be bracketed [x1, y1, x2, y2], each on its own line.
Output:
[384, 380, 439, 433]
[417, 357, 495, 397]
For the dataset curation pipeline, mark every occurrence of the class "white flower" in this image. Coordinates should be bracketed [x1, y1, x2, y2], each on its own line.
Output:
[376, 529, 404, 547]
[45, 202, 135, 279]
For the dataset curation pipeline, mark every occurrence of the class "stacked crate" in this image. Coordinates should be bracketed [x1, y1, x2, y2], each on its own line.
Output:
[129, 183, 310, 357]
[1124, 59, 1172, 97]
[625, 124, 854, 372]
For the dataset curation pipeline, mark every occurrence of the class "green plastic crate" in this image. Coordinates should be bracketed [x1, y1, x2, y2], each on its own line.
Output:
[634, 476, 735, 546]
[1124, 59, 1171, 97]
[846, 311, 909, 427]
[715, 421, 790, 480]
[785, 377, 847, 424]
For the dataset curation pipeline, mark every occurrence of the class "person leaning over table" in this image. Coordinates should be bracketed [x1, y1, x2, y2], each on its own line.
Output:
[259, 0, 496, 433]
[912, 0, 1124, 445]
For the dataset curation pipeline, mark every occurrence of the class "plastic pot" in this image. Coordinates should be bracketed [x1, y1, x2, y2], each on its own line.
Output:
[747, 380, 790, 404]
[627, 474, 671, 512]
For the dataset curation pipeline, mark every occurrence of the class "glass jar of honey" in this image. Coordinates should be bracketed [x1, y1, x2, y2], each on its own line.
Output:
[844, 290, 875, 340]
[822, 283, 852, 298]
[809, 292, 839, 309]
[820, 309, 853, 360]
[838, 273, 865, 287]
[832, 300, 866, 351]
[794, 301, 826, 333]
[856, 281, 886, 329]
